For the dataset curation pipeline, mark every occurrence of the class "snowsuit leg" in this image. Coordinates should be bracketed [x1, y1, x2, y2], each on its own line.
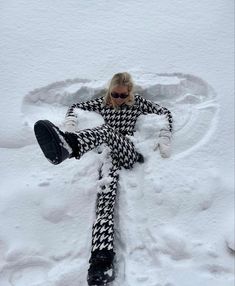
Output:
[90, 143, 139, 254]
[73, 124, 139, 169]
[91, 162, 120, 253]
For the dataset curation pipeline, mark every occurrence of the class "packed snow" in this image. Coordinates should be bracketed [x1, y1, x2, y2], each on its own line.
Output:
[0, 1, 234, 286]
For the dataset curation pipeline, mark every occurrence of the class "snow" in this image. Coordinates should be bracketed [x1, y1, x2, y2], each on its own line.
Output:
[0, 1, 234, 286]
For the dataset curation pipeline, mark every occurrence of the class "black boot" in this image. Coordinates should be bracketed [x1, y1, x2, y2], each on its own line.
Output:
[87, 250, 115, 286]
[34, 120, 79, 165]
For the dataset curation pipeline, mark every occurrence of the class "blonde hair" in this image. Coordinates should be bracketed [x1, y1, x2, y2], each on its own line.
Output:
[103, 72, 135, 107]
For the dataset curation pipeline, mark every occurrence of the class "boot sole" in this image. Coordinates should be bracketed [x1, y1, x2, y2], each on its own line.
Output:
[34, 120, 68, 165]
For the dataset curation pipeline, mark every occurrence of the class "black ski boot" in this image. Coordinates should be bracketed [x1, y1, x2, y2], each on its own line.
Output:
[87, 250, 115, 286]
[34, 120, 79, 165]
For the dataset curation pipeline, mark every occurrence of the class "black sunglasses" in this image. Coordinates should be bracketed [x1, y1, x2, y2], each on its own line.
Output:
[111, 92, 129, 99]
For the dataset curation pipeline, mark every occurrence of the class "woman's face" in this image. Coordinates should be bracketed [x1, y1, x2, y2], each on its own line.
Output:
[110, 85, 129, 106]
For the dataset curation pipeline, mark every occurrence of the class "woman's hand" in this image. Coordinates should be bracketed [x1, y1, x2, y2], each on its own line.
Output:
[63, 120, 77, 133]
[154, 130, 172, 158]
[158, 136, 171, 158]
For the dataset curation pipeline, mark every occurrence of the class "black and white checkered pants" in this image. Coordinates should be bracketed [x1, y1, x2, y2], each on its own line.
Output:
[73, 124, 139, 253]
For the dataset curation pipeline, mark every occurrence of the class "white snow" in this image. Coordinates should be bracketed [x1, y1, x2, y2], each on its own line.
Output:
[0, 1, 234, 286]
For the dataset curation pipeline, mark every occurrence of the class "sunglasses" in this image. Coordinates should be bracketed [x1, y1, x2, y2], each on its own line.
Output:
[111, 92, 129, 99]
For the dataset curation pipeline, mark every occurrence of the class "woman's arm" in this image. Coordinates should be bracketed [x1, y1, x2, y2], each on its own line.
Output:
[136, 94, 173, 133]
[136, 95, 173, 157]
[64, 97, 103, 132]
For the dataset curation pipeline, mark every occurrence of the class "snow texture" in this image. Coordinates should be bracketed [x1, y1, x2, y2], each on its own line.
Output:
[0, 1, 234, 286]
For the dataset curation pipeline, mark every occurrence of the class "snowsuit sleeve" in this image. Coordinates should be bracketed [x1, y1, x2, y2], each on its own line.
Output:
[135, 95, 173, 135]
[64, 97, 103, 130]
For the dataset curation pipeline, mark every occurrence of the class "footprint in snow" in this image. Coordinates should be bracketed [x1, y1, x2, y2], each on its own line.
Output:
[38, 181, 50, 187]
[40, 200, 70, 224]
[0, 256, 53, 286]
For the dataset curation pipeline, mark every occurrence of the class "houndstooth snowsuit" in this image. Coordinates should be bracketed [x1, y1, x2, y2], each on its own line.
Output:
[65, 94, 173, 254]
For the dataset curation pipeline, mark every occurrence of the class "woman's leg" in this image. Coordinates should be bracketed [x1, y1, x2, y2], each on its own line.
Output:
[34, 120, 141, 167]
[73, 124, 139, 169]
[87, 162, 119, 285]
[91, 162, 120, 253]
[87, 130, 140, 285]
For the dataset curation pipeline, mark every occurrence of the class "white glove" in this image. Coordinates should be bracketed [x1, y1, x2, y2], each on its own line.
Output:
[154, 130, 172, 158]
[158, 136, 171, 158]
[63, 120, 77, 133]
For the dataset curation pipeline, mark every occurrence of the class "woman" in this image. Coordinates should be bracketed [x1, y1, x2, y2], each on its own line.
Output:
[34, 72, 173, 285]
